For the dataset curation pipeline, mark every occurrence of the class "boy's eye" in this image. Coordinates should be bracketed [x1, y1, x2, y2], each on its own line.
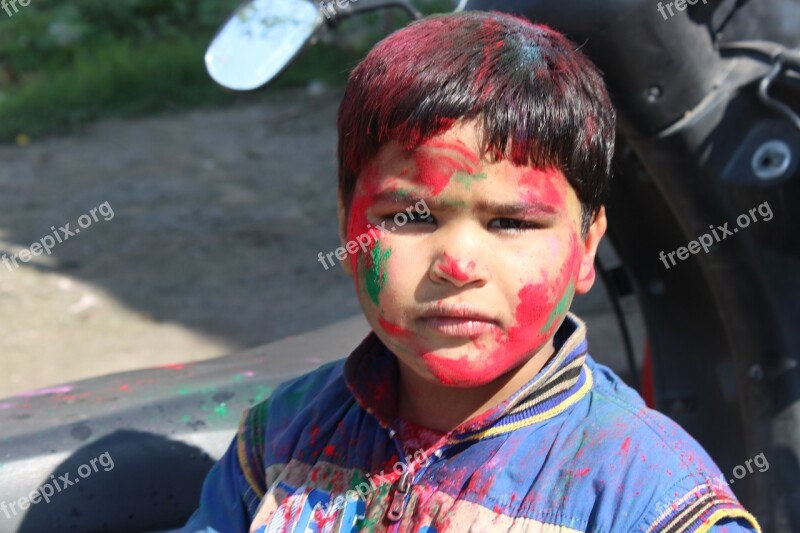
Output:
[488, 218, 542, 231]
[380, 212, 435, 224]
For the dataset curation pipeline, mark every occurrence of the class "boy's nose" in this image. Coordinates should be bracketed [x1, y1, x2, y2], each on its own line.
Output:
[429, 252, 489, 288]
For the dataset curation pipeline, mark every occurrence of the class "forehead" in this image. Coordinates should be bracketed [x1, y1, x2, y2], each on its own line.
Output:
[360, 122, 574, 205]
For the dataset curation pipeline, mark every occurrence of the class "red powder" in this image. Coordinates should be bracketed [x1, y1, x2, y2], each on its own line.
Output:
[412, 149, 476, 196]
[346, 162, 383, 276]
[378, 316, 411, 338]
[517, 167, 566, 210]
[621, 436, 632, 455]
[438, 252, 474, 282]
[420, 139, 480, 165]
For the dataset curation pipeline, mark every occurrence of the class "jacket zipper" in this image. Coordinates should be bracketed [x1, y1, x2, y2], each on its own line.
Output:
[384, 428, 447, 529]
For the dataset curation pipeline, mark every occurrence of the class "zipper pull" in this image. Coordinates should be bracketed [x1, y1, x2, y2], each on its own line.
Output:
[385, 469, 412, 522]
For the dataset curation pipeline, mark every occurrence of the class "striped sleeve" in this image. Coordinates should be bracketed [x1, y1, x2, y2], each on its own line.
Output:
[178, 402, 271, 532]
[643, 480, 761, 533]
[237, 400, 271, 500]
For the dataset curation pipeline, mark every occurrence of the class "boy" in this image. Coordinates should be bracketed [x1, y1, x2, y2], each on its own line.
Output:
[182, 11, 761, 532]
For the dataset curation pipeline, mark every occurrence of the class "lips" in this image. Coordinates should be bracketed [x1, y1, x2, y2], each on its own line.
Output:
[420, 303, 496, 322]
[418, 304, 500, 338]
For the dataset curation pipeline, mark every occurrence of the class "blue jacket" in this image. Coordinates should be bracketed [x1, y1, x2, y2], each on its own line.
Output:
[181, 313, 761, 532]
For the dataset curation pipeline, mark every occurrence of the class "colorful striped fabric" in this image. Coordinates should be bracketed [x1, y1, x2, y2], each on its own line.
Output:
[180, 313, 761, 532]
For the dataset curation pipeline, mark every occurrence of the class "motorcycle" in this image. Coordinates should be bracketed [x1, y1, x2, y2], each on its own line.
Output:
[0, 0, 798, 531]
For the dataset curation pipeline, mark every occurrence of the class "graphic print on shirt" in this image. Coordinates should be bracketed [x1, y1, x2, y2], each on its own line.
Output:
[250, 479, 439, 533]
[252, 481, 361, 533]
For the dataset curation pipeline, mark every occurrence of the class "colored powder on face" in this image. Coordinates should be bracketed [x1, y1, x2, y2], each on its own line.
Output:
[517, 168, 567, 211]
[454, 171, 488, 190]
[411, 140, 480, 197]
[438, 252, 474, 282]
[377, 316, 416, 357]
[378, 316, 410, 338]
[418, 139, 480, 165]
[346, 161, 383, 276]
[419, 228, 584, 386]
[539, 281, 575, 334]
[365, 241, 392, 306]
[439, 197, 468, 208]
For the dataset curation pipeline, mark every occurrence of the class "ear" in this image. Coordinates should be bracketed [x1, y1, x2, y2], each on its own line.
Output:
[574, 206, 607, 295]
[337, 190, 353, 276]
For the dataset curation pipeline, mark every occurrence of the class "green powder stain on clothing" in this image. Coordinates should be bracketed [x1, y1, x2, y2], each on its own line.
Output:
[357, 483, 392, 531]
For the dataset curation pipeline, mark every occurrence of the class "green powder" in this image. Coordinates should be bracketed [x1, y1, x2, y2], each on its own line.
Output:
[364, 242, 392, 305]
[454, 171, 488, 190]
[540, 281, 575, 333]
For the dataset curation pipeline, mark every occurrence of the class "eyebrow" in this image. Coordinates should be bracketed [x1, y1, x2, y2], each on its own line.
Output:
[370, 190, 559, 216]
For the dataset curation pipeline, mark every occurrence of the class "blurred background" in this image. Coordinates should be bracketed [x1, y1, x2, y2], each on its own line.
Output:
[0, 0, 644, 398]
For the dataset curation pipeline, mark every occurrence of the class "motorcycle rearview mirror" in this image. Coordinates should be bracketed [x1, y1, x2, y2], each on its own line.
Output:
[205, 0, 323, 91]
[206, 0, 429, 91]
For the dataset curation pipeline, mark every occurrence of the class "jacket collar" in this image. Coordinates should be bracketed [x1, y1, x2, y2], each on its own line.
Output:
[343, 312, 592, 442]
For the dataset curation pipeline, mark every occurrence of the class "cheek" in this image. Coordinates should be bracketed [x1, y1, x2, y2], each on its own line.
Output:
[497, 231, 584, 350]
[346, 187, 378, 276]
[359, 239, 393, 307]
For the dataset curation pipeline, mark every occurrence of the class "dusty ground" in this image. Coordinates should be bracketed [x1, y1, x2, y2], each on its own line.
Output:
[0, 88, 644, 398]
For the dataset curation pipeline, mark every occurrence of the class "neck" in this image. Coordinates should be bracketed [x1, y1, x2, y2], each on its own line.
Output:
[396, 340, 556, 433]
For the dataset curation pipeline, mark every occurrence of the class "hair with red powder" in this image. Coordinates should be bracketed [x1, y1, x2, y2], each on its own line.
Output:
[337, 10, 616, 233]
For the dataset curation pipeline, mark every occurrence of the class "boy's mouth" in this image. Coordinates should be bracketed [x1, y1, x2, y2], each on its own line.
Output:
[417, 304, 500, 338]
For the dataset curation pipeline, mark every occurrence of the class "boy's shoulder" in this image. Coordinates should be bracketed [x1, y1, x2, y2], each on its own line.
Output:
[526, 354, 755, 531]
[579, 354, 710, 466]
[564, 354, 727, 486]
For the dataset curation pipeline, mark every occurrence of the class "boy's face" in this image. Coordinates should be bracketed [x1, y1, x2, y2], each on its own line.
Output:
[338, 122, 606, 388]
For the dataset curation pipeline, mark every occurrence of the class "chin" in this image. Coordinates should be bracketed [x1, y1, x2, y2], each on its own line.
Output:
[418, 352, 502, 388]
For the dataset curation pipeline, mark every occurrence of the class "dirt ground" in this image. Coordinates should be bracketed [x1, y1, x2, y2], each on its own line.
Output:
[0, 88, 644, 399]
